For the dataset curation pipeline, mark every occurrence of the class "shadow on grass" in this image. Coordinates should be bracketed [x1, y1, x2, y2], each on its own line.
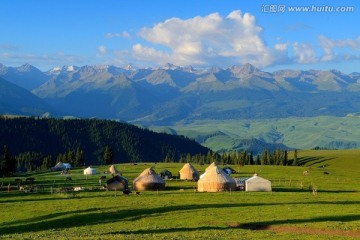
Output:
[104, 214, 360, 235]
[1, 200, 360, 236]
[273, 187, 357, 193]
[297, 156, 335, 167]
[0, 191, 110, 203]
[237, 214, 360, 231]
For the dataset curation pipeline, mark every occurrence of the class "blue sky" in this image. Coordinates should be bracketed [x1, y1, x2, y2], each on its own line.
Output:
[1, 0, 359, 72]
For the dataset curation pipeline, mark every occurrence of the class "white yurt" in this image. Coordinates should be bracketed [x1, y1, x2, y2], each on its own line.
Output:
[107, 175, 129, 190]
[133, 168, 165, 191]
[108, 165, 120, 175]
[83, 166, 97, 175]
[179, 163, 200, 181]
[245, 174, 272, 192]
[205, 162, 218, 172]
[200, 162, 217, 179]
[197, 165, 237, 192]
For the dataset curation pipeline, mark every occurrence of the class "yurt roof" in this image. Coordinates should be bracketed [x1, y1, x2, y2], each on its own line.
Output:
[63, 163, 71, 168]
[205, 162, 218, 172]
[223, 166, 236, 173]
[55, 162, 64, 167]
[179, 163, 199, 174]
[134, 168, 164, 183]
[199, 165, 235, 183]
[109, 165, 120, 174]
[246, 175, 271, 183]
[106, 175, 128, 185]
[84, 166, 97, 175]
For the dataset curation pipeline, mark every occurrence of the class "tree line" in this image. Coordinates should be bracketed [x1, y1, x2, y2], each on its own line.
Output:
[0, 117, 298, 176]
[0, 117, 210, 175]
[164, 149, 292, 166]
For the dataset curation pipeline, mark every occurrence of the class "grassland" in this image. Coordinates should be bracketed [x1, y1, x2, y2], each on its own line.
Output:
[157, 116, 360, 151]
[0, 150, 359, 239]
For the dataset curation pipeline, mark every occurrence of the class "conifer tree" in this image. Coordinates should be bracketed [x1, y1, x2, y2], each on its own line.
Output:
[104, 146, 113, 165]
[293, 149, 298, 166]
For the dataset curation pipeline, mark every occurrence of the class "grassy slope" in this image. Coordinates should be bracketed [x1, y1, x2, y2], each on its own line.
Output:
[164, 116, 360, 151]
[0, 150, 359, 239]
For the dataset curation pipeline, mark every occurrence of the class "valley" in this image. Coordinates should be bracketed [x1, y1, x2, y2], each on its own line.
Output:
[150, 116, 360, 153]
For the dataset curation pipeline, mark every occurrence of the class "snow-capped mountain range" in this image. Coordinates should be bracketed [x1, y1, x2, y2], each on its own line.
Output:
[1, 62, 360, 124]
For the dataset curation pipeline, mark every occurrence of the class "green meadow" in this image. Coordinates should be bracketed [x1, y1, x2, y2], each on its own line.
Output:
[157, 116, 360, 151]
[1, 150, 359, 239]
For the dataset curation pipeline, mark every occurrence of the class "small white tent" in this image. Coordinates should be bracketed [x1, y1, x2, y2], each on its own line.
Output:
[83, 167, 97, 175]
[245, 175, 272, 192]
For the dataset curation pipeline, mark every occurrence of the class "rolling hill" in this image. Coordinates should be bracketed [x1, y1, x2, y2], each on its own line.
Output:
[0, 117, 210, 167]
[157, 116, 360, 152]
[0, 76, 53, 116]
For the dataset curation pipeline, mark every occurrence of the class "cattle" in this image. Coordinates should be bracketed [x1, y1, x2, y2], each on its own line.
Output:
[122, 189, 132, 196]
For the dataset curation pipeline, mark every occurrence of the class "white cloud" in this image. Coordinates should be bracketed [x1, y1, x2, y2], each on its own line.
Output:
[110, 11, 360, 69]
[293, 42, 317, 64]
[0, 44, 18, 51]
[97, 45, 107, 57]
[106, 31, 131, 39]
[130, 10, 288, 67]
[319, 35, 360, 62]
[275, 43, 288, 51]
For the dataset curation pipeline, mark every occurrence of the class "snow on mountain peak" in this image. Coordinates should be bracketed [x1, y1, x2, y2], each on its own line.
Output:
[161, 63, 179, 70]
[123, 64, 137, 71]
[67, 65, 75, 72]
[47, 65, 78, 74]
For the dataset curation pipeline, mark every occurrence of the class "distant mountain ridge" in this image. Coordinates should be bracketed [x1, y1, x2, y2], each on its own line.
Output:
[1, 63, 360, 124]
[0, 76, 52, 116]
[2, 62, 360, 152]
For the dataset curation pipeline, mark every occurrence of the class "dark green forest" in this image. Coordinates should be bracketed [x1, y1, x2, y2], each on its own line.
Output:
[0, 117, 210, 174]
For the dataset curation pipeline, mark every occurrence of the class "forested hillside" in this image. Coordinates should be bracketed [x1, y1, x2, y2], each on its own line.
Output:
[0, 117, 210, 174]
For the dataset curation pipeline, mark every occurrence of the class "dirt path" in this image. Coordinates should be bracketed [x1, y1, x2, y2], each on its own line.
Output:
[230, 223, 360, 238]
[269, 225, 360, 238]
